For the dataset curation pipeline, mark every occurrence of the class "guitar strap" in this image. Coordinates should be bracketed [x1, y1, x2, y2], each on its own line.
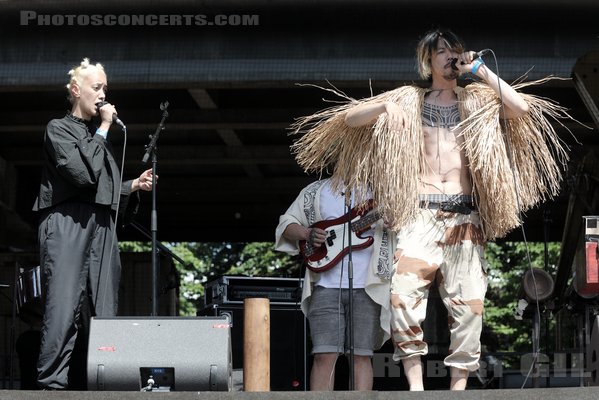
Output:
[376, 229, 393, 280]
[302, 180, 326, 226]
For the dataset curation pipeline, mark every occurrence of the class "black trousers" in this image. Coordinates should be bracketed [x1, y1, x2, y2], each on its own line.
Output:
[36, 202, 121, 389]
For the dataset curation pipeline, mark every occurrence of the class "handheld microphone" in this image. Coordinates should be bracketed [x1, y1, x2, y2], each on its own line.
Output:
[450, 49, 489, 71]
[95, 101, 126, 129]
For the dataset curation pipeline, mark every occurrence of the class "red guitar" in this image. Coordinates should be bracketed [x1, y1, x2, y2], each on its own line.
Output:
[299, 200, 382, 273]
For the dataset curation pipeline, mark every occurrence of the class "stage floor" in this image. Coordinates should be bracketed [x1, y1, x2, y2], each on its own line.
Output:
[1, 387, 599, 400]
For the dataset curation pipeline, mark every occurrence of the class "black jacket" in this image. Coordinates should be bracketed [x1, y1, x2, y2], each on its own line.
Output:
[33, 113, 138, 220]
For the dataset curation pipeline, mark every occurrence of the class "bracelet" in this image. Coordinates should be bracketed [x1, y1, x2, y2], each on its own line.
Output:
[471, 58, 485, 75]
[95, 128, 108, 138]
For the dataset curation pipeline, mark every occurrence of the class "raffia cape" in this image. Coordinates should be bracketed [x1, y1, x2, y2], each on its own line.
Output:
[290, 80, 571, 240]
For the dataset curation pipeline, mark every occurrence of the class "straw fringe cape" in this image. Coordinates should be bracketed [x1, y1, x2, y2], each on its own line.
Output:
[291, 80, 571, 240]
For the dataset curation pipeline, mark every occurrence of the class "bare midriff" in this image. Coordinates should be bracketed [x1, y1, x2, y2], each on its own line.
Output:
[419, 99, 472, 195]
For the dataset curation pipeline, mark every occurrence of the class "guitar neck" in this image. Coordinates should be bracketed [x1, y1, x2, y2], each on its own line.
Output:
[351, 210, 382, 232]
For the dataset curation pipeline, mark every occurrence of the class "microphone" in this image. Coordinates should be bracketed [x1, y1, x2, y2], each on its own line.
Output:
[95, 101, 126, 129]
[450, 49, 489, 71]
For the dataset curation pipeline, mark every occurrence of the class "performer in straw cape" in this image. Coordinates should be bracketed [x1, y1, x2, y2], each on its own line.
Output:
[290, 28, 572, 390]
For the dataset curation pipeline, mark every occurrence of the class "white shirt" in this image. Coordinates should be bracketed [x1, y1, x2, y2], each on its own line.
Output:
[316, 181, 374, 289]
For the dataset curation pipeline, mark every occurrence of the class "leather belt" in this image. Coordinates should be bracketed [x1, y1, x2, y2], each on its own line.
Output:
[419, 201, 475, 215]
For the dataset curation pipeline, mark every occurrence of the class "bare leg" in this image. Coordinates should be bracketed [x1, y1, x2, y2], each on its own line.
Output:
[310, 353, 338, 391]
[402, 356, 424, 391]
[353, 355, 373, 390]
[450, 367, 468, 390]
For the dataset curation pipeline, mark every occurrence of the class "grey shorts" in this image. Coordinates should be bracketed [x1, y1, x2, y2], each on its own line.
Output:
[307, 286, 381, 356]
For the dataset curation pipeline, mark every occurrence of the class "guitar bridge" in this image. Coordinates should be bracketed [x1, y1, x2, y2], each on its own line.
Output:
[303, 243, 314, 257]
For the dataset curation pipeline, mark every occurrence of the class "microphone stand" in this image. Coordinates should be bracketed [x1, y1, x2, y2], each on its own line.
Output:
[128, 220, 183, 296]
[142, 101, 169, 316]
[344, 190, 355, 391]
[541, 207, 552, 389]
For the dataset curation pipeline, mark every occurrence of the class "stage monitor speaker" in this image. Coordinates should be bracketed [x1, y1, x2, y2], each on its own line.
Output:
[87, 316, 232, 391]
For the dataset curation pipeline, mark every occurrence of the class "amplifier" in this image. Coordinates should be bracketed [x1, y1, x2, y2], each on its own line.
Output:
[198, 303, 309, 391]
[204, 276, 303, 306]
[576, 216, 599, 297]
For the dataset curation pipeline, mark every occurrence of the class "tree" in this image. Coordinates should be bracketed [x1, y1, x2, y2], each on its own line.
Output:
[483, 241, 562, 368]
[120, 241, 298, 316]
[121, 239, 566, 365]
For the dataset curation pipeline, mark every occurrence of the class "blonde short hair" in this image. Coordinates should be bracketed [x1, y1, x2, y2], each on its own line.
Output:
[66, 58, 105, 103]
[416, 29, 465, 80]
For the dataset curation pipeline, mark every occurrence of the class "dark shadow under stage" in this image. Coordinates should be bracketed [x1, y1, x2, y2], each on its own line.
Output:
[2, 387, 599, 400]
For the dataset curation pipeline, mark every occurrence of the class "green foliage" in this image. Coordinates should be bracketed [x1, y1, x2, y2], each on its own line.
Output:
[484, 241, 562, 366]
[120, 239, 568, 364]
[119, 241, 152, 252]
[119, 241, 298, 316]
[165, 243, 211, 316]
[225, 242, 299, 277]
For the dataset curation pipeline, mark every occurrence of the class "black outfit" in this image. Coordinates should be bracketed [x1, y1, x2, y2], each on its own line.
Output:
[32, 113, 138, 389]
[15, 330, 41, 390]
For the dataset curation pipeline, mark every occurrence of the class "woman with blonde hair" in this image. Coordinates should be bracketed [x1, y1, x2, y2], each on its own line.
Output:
[33, 58, 155, 390]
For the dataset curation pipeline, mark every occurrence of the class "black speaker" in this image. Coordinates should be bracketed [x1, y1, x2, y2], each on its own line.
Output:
[522, 268, 555, 302]
[199, 304, 309, 391]
[87, 316, 232, 391]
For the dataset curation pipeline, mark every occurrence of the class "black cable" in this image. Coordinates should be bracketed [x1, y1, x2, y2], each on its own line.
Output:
[344, 192, 355, 391]
[97, 125, 127, 312]
[479, 49, 544, 389]
[331, 194, 347, 390]
[327, 189, 352, 390]
[290, 254, 305, 390]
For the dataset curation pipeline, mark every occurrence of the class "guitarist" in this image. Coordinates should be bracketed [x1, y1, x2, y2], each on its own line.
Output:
[275, 178, 396, 391]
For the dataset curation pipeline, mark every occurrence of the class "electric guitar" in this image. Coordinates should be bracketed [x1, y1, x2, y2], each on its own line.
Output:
[299, 200, 383, 273]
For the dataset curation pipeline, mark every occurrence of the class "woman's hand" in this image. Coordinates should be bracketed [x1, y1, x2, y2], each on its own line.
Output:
[132, 169, 157, 192]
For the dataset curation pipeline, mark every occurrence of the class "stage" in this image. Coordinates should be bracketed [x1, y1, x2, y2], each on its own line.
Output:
[1, 387, 599, 400]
